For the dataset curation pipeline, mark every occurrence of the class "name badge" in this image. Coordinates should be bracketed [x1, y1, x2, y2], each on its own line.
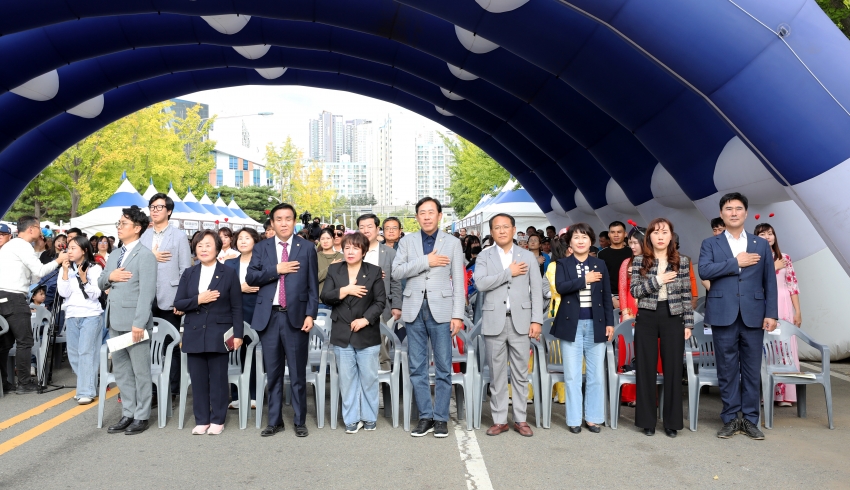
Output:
[0, 298, 7, 303]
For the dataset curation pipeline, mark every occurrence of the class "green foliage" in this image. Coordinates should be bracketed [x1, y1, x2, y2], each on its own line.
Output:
[171, 104, 217, 196]
[214, 185, 276, 222]
[443, 135, 510, 217]
[2, 171, 70, 223]
[817, 0, 850, 38]
[265, 137, 301, 203]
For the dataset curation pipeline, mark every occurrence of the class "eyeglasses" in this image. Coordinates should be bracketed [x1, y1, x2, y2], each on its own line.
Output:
[149, 205, 167, 212]
[115, 221, 134, 229]
[383, 227, 400, 232]
[334, 232, 344, 237]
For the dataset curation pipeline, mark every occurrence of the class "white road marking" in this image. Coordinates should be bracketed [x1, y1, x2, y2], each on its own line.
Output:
[453, 421, 493, 490]
[800, 361, 850, 383]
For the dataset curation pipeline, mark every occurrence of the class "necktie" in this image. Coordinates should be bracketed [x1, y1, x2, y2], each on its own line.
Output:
[117, 246, 127, 268]
[278, 242, 289, 308]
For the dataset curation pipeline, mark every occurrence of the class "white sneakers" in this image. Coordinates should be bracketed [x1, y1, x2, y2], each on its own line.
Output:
[77, 397, 93, 405]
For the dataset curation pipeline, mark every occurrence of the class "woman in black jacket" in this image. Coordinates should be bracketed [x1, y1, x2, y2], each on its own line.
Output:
[320, 232, 386, 434]
[174, 230, 243, 436]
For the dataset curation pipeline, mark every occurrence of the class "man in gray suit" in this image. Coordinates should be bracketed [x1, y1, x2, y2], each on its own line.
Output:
[98, 205, 157, 435]
[140, 192, 192, 396]
[392, 197, 465, 438]
[357, 214, 402, 370]
[474, 213, 543, 437]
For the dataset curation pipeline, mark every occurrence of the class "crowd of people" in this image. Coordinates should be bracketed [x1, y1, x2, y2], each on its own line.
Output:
[0, 190, 802, 441]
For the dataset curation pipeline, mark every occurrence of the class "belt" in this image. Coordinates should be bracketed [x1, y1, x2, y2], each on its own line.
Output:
[505, 311, 511, 316]
[272, 305, 288, 312]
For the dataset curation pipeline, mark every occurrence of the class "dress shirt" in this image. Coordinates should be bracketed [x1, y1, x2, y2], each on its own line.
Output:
[152, 223, 169, 249]
[656, 258, 669, 301]
[497, 245, 514, 311]
[238, 259, 249, 284]
[217, 247, 240, 262]
[272, 234, 294, 306]
[57, 263, 103, 317]
[725, 229, 747, 272]
[364, 244, 379, 266]
[421, 230, 438, 255]
[120, 238, 141, 256]
[0, 238, 59, 294]
[198, 263, 216, 292]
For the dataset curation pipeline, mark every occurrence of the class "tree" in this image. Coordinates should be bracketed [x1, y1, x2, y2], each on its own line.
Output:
[265, 137, 300, 203]
[817, 0, 850, 39]
[290, 160, 338, 220]
[443, 135, 510, 217]
[2, 170, 69, 223]
[214, 185, 276, 222]
[171, 104, 217, 196]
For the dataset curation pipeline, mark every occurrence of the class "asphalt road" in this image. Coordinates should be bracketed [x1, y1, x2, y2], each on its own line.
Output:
[1, 361, 848, 489]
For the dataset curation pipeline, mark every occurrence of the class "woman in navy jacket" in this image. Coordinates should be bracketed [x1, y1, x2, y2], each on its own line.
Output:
[174, 230, 243, 435]
[552, 223, 614, 434]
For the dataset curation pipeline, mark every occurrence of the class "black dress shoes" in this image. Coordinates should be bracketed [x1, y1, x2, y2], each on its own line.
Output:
[584, 422, 601, 433]
[716, 419, 739, 439]
[644, 428, 656, 436]
[664, 428, 677, 438]
[295, 424, 309, 437]
[107, 416, 134, 434]
[124, 419, 149, 435]
[567, 426, 581, 434]
[261, 424, 285, 437]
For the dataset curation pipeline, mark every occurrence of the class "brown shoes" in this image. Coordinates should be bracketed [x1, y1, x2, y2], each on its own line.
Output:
[514, 422, 533, 437]
[486, 423, 509, 436]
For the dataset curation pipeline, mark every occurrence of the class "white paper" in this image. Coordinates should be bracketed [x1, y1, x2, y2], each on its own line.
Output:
[106, 329, 150, 352]
[704, 327, 713, 335]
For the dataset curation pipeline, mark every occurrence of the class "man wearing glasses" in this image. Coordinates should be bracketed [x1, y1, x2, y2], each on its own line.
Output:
[0, 217, 67, 393]
[392, 197, 465, 438]
[98, 205, 157, 435]
[382, 218, 402, 251]
[140, 193, 192, 401]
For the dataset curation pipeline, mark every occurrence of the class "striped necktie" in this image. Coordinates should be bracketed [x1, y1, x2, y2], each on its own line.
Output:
[116, 246, 127, 268]
[278, 242, 288, 308]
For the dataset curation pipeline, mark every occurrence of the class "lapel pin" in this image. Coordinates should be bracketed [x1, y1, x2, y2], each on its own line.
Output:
[215, 276, 219, 279]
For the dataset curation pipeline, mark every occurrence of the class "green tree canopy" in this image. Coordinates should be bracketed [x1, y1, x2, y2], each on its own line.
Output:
[443, 135, 510, 217]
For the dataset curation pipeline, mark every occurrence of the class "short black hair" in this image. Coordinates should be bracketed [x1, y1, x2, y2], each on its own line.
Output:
[546, 226, 556, 233]
[218, 226, 233, 238]
[526, 226, 537, 232]
[382, 217, 401, 230]
[599, 231, 609, 239]
[67, 227, 84, 237]
[608, 221, 626, 231]
[235, 227, 261, 245]
[719, 192, 748, 211]
[16, 215, 39, 233]
[270, 203, 297, 221]
[32, 285, 47, 297]
[263, 219, 272, 231]
[710, 217, 726, 229]
[356, 213, 380, 227]
[192, 229, 223, 255]
[566, 222, 596, 245]
[121, 206, 149, 238]
[415, 196, 442, 214]
[148, 193, 174, 218]
[341, 232, 370, 256]
[488, 213, 515, 229]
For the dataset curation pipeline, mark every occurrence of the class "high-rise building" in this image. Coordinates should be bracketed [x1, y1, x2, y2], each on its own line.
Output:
[308, 118, 320, 161]
[322, 155, 368, 199]
[332, 114, 344, 162]
[415, 129, 455, 204]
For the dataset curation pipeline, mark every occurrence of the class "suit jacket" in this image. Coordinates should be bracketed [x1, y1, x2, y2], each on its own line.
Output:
[630, 255, 694, 329]
[392, 230, 465, 324]
[224, 256, 257, 324]
[97, 241, 157, 332]
[551, 255, 614, 343]
[698, 232, 778, 328]
[473, 245, 543, 335]
[173, 261, 243, 353]
[320, 262, 386, 349]
[140, 224, 192, 310]
[376, 243, 402, 321]
[245, 234, 319, 331]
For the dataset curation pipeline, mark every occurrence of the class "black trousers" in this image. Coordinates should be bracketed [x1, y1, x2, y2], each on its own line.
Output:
[0, 291, 34, 386]
[186, 352, 230, 425]
[152, 305, 182, 394]
[259, 310, 309, 426]
[634, 301, 685, 430]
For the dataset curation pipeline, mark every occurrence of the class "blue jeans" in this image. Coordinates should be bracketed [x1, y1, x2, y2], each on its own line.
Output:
[561, 319, 606, 427]
[406, 299, 452, 422]
[334, 344, 380, 426]
[66, 316, 102, 398]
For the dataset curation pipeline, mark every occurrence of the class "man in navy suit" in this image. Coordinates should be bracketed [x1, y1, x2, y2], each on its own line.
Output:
[247, 203, 319, 438]
[698, 192, 777, 440]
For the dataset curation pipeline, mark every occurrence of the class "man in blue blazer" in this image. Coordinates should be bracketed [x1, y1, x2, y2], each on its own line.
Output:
[246, 203, 319, 438]
[698, 192, 777, 440]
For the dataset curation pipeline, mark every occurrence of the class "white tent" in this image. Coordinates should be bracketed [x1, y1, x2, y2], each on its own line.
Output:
[141, 178, 158, 201]
[227, 197, 261, 226]
[214, 195, 247, 227]
[456, 181, 550, 237]
[70, 177, 148, 237]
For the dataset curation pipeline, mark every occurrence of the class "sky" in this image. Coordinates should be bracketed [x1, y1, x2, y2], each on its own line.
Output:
[181, 85, 450, 157]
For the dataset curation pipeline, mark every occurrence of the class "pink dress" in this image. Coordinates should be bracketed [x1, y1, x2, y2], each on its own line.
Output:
[774, 253, 799, 403]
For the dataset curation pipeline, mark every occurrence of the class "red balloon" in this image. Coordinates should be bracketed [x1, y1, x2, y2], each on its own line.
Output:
[769, 213, 775, 218]
[215, 220, 220, 224]
[264, 209, 270, 215]
[754, 214, 760, 220]
[224, 217, 229, 222]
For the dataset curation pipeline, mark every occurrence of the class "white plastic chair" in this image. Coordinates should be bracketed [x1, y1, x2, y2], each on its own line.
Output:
[96, 317, 179, 429]
[472, 317, 543, 429]
[178, 322, 259, 430]
[329, 321, 404, 429]
[606, 318, 663, 429]
[314, 308, 332, 335]
[684, 321, 717, 431]
[762, 321, 833, 430]
[255, 327, 329, 429]
[400, 320, 475, 431]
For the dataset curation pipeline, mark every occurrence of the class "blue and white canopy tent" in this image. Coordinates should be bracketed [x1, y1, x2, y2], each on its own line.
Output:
[456, 180, 550, 237]
[3, 0, 850, 357]
[69, 175, 147, 238]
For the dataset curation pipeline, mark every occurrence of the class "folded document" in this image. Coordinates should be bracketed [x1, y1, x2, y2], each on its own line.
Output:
[106, 329, 150, 352]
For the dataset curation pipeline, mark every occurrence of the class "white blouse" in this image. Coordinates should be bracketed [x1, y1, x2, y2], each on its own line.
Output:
[198, 263, 217, 292]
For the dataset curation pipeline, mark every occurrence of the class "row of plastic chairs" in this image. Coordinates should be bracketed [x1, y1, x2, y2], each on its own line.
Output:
[5, 306, 52, 387]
